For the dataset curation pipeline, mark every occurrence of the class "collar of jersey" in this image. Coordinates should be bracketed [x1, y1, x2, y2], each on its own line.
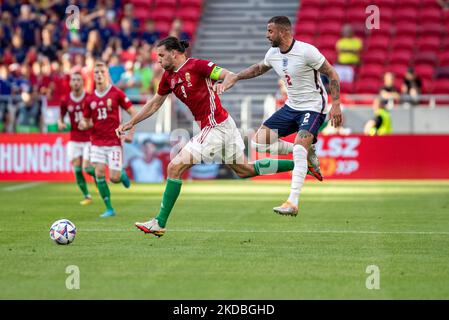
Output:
[70, 91, 85, 103]
[174, 58, 191, 73]
[95, 84, 112, 98]
[280, 39, 296, 54]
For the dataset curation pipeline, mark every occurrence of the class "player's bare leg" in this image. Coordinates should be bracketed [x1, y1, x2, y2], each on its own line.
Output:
[72, 157, 92, 205]
[253, 125, 322, 180]
[273, 130, 314, 217]
[94, 163, 115, 217]
[135, 148, 195, 237]
[109, 169, 130, 188]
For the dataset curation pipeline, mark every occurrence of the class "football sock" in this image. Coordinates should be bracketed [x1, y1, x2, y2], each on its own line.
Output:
[252, 140, 294, 155]
[253, 159, 294, 176]
[287, 145, 308, 206]
[84, 166, 96, 178]
[120, 169, 130, 187]
[156, 178, 182, 228]
[96, 177, 113, 211]
[74, 166, 90, 198]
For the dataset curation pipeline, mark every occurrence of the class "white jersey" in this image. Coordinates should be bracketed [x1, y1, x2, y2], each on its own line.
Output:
[264, 40, 329, 114]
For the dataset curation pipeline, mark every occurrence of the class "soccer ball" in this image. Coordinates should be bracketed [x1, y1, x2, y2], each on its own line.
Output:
[49, 219, 76, 245]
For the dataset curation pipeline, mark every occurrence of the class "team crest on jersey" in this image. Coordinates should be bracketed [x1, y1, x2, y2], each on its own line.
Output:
[185, 72, 192, 87]
[68, 105, 74, 112]
[90, 101, 97, 109]
[282, 57, 288, 69]
[107, 98, 112, 111]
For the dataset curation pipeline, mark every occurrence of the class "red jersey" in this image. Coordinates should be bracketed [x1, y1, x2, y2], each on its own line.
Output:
[157, 58, 229, 129]
[60, 92, 91, 142]
[83, 85, 132, 146]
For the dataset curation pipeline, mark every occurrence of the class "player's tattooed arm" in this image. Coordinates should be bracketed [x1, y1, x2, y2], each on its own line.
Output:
[116, 94, 168, 137]
[214, 61, 271, 95]
[236, 61, 271, 80]
[318, 60, 343, 127]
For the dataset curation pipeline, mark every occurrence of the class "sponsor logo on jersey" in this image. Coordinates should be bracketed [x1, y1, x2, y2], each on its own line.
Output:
[90, 101, 97, 109]
[99, 101, 104, 106]
[207, 62, 214, 67]
[68, 105, 74, 112]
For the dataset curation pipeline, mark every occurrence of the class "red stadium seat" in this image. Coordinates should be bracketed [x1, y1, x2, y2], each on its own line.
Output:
[438, 52, 449, 66]
[359, 64, 384, 80]
[419, 8, 443, 23]
[296, 35, 315, 44]
[298, 7, 320, 23]
[154, 0, 177, 7]
[295, 21, 318, 37]
[315, 35, 340, 50]
[179, 0, 203, 9]
[397, 0, 421, 6]
[366, 35, 390, 51]
[340, 82, 354, 94]
[388, 50, 413, 65]
[414, 64, 435, 81]
[155, 20, 172, 35]
[391, 36, 415, 51]
[370, 21, 393, 37]
[376, 7, 394, 23]
[395, 8, 419, 23]
[395, 22, 418, 37]
[318, 22, 343, 36]
[351, 23, 367, 38]
[388, 64, 409, 78]
[320, 49, 337, 64]
[321, 0, 347, 9]
[414, 52, 438, 66]
[355, 80, 382, 94]
[182, 20, 198, 36]
[419, 23, 447, 37]
[176, 7, 201, 22]
[153, 8, 175, 22]
[347, 0, 371, 8]
[321, 8, 345, 22]
[363, 49, 388, 65]
[416, 36, 441, 52]
[346, 7, 367, 23]
[421, 0, 443, 9]
[432, 80, 449, 94]
[375, 0, 396, 7]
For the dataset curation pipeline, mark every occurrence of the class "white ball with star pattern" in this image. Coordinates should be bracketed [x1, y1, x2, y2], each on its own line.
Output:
[49, 219, 76, 245]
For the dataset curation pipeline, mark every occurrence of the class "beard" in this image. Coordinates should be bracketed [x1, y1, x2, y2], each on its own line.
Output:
[271, 38, 281, 47]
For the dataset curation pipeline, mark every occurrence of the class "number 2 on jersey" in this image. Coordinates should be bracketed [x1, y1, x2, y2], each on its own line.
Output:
[284, 74, 293, 87]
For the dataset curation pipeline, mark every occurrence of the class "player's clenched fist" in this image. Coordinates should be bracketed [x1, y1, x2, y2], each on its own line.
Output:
[116, 122, 134, 138]
[213, 72, 238, 95]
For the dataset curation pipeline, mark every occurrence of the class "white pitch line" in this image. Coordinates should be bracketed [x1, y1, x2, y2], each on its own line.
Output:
[70, 228, 449, 236]
[2, 182, 45, 192]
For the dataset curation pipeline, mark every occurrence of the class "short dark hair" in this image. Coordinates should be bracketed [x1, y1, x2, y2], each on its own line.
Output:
[157, 36, 190, 53]
[268, 16, 292, 29]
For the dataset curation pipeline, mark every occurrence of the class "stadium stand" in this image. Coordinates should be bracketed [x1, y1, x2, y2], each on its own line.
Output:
[295, 0, 449, 95]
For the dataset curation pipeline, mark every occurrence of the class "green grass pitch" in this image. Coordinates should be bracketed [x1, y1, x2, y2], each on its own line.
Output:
[1, 180, 448, 299]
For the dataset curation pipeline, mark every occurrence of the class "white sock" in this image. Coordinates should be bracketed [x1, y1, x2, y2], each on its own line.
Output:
[287, 145, 308, 206]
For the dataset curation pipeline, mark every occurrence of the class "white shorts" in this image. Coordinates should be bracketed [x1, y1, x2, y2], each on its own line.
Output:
[185, 116, 245, 164]
[90, 145, 123, 171]
[67, 141, 91, 162]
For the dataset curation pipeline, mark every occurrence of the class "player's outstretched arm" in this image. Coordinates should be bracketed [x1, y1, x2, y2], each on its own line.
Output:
[215, 61, 271, 95]
[318, 60, 343, 128]
[78, 117, 93, 131]
[116, 94, 167, 137]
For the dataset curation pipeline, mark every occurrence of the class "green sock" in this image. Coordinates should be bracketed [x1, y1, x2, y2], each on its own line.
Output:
[156, 178, 182, 228]
[96, 177, 113, 211]
[253, 159, 294, 176]
[84, 166, 96, 178]
[74, 166, 90, 198]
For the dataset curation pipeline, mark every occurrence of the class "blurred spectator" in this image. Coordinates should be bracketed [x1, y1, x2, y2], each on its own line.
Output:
[109, 55, 125, 84]
[11, 31, 27, 64]
[39, 26, 60, 61]
[134, 55, 154, 95]
[379, 72, 400, 107]
[0, 97, 10, 132]
[142, 20, 161, 45]
[335, 24, 362, 82]
[0, 65, 12, 96]
[364, 98, 392, 136]
[86, 30, 103, 57]
[118, 60, 142, 99]
[169, 18, 191, 42]
[8, 63, 30, 95]
[118, 18, 137, 50]
[122, 3, 140, 30]
[401, 68, 422, 106]
[14, 90, 43, 133]
[17, 4, 40, 48]
[130, 139, 164, 183]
